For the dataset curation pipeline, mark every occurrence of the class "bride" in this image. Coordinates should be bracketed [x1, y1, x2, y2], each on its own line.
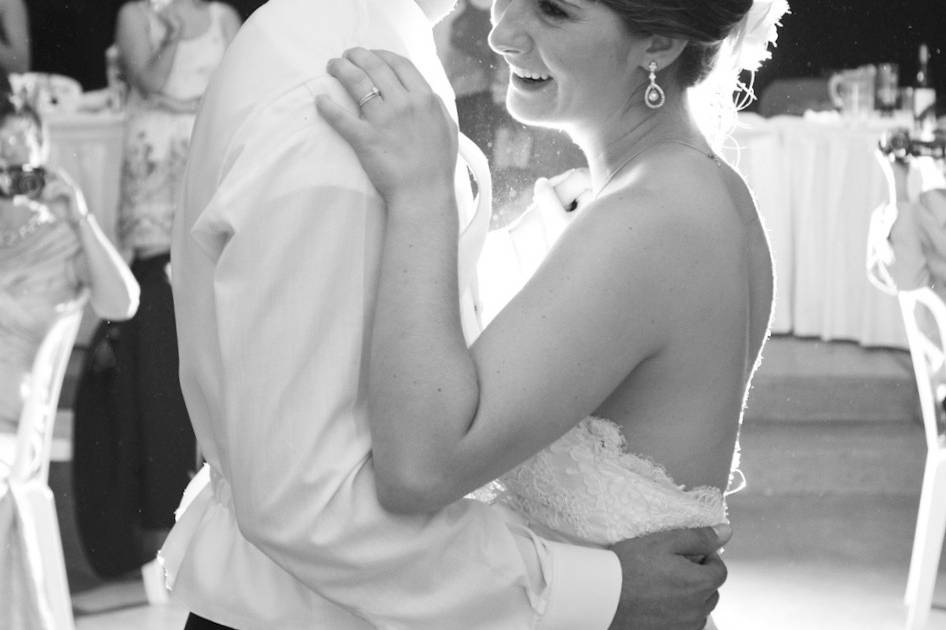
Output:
[319, 0, 785, 621]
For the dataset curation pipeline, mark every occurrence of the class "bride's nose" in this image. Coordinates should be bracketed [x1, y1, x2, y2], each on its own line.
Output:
[488, 0, 531, 56]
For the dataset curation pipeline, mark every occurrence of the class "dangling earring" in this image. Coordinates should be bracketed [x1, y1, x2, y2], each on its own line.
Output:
[644, 60, 665, 109]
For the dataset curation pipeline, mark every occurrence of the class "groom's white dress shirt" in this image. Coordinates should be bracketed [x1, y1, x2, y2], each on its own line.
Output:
[164, 0, 621, 628]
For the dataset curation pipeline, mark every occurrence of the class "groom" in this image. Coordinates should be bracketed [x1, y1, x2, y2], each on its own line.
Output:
[166, 0, 730, 628]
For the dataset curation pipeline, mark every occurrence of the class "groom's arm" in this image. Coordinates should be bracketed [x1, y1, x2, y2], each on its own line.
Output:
[196, 81, 621, 630]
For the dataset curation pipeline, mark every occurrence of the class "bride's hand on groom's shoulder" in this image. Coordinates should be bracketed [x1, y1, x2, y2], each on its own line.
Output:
[317, 47, 459, 208]
[608, 524, 732, 630]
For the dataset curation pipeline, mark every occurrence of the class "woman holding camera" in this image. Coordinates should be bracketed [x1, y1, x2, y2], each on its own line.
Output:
[0, 94, 138, 464]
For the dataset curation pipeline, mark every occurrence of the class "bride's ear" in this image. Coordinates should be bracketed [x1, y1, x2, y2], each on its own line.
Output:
[637, 34, 688, 73]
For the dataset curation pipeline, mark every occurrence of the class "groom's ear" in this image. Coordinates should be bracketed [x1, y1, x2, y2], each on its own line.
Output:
[638, 34, 688, 73]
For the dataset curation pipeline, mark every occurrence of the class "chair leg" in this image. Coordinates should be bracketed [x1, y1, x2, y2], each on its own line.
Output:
[905, 456, 946, 630]
[15, 483, 76, 630]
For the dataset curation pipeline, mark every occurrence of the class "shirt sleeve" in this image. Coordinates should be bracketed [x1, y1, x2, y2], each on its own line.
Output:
[189, 79, 621, 630]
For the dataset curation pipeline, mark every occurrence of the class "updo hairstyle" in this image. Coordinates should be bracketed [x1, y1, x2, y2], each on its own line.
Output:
[0, 91, 48, 162]
[594, 0, 754, 87]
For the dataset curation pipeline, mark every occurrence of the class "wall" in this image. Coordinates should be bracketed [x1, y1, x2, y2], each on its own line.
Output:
[755, 0, 946, 106]
[26, 0, 255, 89]
[25, 1, 946, 102]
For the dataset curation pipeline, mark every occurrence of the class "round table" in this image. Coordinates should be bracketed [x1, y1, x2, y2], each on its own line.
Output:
[46, 111, 127, 246]
[726, 112, 912, 349]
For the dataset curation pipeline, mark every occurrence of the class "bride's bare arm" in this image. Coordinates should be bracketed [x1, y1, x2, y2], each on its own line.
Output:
[374, 195, 693, 511]
[318, 49, 708, 513]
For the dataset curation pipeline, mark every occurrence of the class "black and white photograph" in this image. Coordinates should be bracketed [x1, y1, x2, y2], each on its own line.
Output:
[1, 1, 945, 629]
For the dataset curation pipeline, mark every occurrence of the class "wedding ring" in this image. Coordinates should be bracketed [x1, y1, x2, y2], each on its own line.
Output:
[358, 86, 382, 108]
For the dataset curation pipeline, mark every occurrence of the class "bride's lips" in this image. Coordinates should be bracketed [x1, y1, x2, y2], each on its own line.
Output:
[509, 65, 553, 91]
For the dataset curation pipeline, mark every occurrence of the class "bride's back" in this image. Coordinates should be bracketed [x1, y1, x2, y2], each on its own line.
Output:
[588, 144, 774, 493]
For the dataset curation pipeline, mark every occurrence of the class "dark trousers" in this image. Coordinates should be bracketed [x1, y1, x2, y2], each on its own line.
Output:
[72, 252, 195, 577]
[127, 253, 196, 528]
[184, 613, 238, 629]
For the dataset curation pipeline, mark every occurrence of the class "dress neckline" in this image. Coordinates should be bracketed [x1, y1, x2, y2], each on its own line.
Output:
[145, 1, 217, 44]
[595, 139, 721, 199]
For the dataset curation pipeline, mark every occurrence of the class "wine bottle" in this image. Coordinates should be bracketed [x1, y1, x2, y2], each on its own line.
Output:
[913, 43, 938, 136]
[104, 46, 125, 111]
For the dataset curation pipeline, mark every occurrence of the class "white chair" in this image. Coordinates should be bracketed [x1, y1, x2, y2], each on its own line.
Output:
[898, 287, 946, 630]
[1, 291, 87, 630]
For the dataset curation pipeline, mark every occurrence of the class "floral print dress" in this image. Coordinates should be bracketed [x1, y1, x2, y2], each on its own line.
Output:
[118, 1, 229, 253]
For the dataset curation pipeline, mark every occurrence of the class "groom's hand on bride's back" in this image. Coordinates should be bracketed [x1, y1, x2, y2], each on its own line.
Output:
[608, 524, 732, 630]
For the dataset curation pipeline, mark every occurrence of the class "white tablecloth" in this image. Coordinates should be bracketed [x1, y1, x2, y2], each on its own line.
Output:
[46, 111, 126, 246]
[725, 112, 910, 348]
[480, 112, 912, 348]
[45, 111, 127, 343]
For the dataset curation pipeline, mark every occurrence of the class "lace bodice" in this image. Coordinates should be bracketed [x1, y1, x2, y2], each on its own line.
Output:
[483, 417, 728, 547]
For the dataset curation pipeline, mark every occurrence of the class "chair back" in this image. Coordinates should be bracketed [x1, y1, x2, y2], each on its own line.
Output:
[898, 287, 946, 452]
[11, 290, 88, 485]
[866, 150, 901, 296]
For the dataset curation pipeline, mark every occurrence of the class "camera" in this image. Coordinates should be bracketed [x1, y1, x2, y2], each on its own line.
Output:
[878, 128, 946, 163]
[0, 165, 47, 199]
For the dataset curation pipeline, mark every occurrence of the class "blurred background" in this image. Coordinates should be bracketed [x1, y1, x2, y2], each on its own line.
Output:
[25, 1, 946, 103]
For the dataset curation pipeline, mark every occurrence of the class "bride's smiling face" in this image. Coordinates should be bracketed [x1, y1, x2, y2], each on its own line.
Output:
[488, 0, 645, 129]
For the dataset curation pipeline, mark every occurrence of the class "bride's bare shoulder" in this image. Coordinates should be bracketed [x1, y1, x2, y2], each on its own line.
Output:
[560, 150, 757, 305]
[588, 151, 745, 243]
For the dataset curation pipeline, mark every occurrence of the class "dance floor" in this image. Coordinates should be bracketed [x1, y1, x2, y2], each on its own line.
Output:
[51, 335, 944, 629]
[69, 493, 946, 630]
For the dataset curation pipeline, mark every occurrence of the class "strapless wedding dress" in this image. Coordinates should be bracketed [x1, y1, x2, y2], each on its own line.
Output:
[476, 416, 729, 629]
[489, 416, 728, 544]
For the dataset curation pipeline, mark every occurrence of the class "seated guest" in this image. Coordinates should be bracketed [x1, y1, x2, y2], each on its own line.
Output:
[0, 0, 28, 74]
[868, 154, 946, 434]
[0, 94, 138, 467]
[868, 154, 946, 300]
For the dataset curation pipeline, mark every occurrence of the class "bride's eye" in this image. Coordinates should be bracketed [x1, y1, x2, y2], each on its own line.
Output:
[537, 0, 569, 20]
